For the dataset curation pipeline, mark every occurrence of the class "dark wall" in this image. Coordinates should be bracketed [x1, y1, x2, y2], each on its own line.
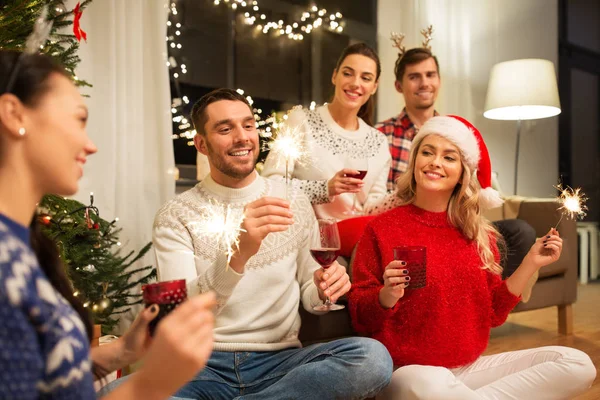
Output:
[558, 0, 600, 222]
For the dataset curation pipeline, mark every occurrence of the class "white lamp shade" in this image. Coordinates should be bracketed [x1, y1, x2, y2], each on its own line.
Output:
[483, 59, 561, 120]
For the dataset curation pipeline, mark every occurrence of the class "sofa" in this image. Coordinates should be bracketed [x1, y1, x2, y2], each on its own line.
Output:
[496, 199, 578, 335]
[299, 198, 578, 345]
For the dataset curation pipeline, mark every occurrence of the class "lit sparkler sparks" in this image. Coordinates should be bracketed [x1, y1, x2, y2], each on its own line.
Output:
[268, 119, 309, 198]
[195, 202, 245, 267]
[554, 184, 588, 228]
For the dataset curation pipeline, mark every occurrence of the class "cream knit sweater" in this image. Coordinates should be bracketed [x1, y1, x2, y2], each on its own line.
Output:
[153, 172, 323, 352]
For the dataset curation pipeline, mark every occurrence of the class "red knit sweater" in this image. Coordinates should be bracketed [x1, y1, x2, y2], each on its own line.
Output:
[348, 204, 521, 368]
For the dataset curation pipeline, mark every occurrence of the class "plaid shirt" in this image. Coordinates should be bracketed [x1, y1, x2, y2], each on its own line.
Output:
[376, 108, 438, 191]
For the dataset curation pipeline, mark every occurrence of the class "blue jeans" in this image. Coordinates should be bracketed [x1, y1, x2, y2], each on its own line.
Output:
[175, 337, 392, 399]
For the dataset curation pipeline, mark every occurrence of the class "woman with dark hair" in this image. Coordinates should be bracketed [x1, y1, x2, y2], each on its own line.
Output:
[262, 43, 390, 224]
[0, 50, 215, 399]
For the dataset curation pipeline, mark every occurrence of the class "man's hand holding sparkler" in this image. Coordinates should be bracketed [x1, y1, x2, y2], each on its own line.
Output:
[328, 169, 365, 197]
[229, 197, 294, 273]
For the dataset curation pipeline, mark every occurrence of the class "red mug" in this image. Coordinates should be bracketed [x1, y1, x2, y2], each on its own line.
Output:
[393, 246, 427, 289]
[142, 279, 187, 336]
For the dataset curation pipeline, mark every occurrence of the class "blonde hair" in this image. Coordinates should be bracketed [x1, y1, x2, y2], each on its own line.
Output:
[395, 134, 503, 274]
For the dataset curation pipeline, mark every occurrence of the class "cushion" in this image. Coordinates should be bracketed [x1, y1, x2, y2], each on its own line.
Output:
[337, 216, 376, 257]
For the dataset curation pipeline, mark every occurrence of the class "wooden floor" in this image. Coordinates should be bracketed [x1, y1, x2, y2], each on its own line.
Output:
[486, 282, 600, 399]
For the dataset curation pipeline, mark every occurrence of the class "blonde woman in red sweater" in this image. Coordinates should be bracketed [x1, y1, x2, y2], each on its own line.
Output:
[349, 115, 596, 399]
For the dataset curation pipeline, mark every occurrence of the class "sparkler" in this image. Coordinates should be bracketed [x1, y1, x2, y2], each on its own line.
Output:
[194, 202, 246, 268]
[554, 184, 588, 229]
[268, 120, 309, 199]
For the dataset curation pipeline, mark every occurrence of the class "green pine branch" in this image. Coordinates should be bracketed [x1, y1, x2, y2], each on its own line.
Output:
[0, 0, 93, 87]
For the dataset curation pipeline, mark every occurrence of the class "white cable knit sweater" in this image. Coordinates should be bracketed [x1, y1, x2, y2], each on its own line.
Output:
[152, 172, 323, 352]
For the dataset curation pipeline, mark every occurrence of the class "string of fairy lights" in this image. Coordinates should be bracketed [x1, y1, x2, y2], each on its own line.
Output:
[214, 0, 345, 40]
[167, 0, 341, 146]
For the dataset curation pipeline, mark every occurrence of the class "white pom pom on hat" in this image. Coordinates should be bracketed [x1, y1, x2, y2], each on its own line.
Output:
[413, 115, 503, 209]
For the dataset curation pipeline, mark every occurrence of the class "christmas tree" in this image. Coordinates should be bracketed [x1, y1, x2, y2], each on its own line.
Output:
[1, 1, 157, 333]
[38, 194, 156, 333]
[0, 0, 92, 87]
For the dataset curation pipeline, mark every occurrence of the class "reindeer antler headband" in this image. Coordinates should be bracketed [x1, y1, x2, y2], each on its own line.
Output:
[420, 25, 434, 49]
[390, 32, 406, 56]
[390, 25, 434, 59]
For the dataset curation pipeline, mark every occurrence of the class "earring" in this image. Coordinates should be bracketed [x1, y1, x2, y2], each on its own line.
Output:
[18, 127, 26, 136]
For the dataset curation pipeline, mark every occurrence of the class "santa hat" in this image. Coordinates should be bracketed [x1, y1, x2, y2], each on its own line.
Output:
[412, 115, 503, 209]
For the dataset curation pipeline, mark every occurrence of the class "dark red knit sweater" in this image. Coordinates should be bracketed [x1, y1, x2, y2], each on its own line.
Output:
[348, 204, 521, 368]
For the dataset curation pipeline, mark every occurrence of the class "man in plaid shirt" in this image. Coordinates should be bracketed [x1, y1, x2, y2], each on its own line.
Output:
[375, 48, 440, 191]
[376, 46, 536, 280]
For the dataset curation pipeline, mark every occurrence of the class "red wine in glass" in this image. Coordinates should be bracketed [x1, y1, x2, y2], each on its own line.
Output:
[347, 170, 367, 180]
[310, 248, 341, 268]
[344, 158, 368, 215]
[311, 219, 344, 311]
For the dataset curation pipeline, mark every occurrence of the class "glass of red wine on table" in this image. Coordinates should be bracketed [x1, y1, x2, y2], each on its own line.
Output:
[344, 158, 368, 216]
[310, 218, 344, 311]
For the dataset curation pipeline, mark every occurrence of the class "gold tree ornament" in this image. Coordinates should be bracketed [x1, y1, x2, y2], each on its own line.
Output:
[420, 25, 434, 49]
[390, 32, 406, 57]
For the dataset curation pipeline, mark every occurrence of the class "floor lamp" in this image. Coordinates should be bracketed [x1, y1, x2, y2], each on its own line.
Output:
[483, 59, 561, 195]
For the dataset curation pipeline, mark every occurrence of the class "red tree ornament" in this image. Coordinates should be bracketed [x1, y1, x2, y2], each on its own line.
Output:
[39, 214, 52, 226]
[73, 2, 87, 42]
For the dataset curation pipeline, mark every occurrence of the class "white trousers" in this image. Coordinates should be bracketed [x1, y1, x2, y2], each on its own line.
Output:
[377, 346, 596, 400]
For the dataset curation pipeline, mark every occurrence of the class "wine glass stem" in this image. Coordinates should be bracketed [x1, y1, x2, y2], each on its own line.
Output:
[352, 194, 358, 212]
[323, 265, 334, 306]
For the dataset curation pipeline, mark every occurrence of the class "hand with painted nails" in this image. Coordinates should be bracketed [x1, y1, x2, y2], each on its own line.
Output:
[327, 168, 365, 197]
[379, 260, 410, 309]
[523, 227, 563, 270]
[117, 303, 164, 368]
[313, 261, 351, 304]
[112, 292, 217, 400]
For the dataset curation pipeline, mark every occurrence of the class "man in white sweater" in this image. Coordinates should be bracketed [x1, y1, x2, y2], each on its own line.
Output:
[153, 88, 392, 399]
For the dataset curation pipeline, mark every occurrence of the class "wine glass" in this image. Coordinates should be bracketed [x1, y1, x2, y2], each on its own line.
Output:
[344, 157, 368, 216]
[310, 218, 344, 311]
